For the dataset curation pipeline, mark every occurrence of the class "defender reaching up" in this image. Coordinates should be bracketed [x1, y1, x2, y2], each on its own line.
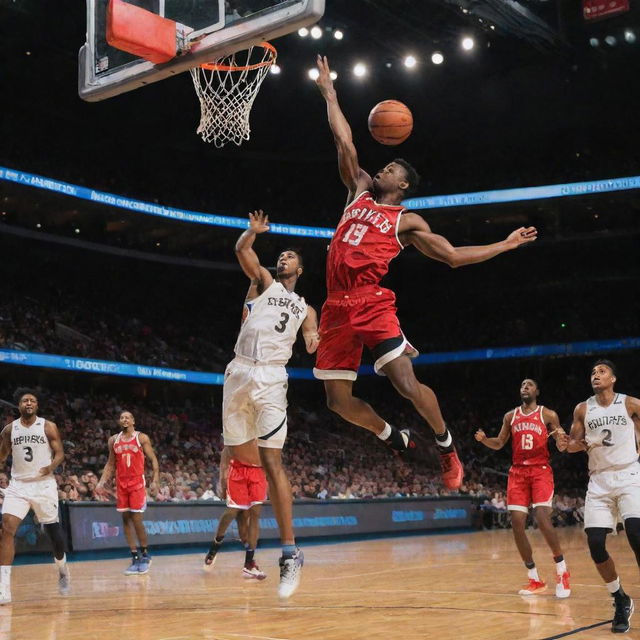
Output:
[314, 55, 537, 489]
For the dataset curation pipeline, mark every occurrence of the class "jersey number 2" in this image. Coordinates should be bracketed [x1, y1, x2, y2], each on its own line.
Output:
[521, 434, 534, 450]
[342, 223, 368, 246]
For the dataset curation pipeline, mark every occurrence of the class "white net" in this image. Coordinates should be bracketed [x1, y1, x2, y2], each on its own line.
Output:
[190, 43, 276, 147]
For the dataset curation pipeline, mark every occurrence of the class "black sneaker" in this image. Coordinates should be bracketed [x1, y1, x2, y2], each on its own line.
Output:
[203, 550, 218, 571]
[612, 595, 634, 633]
[385, 427, 415, 453]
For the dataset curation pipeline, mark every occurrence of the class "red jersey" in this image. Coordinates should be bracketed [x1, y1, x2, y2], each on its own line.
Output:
[510, 406, 550, 466]
[113, 431, 145, 488]
[326, 191, 404, 292]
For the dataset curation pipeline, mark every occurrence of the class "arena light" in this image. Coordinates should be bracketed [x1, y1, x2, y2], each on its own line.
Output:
[330, 70, 338, 80]
[431, 52, 444, 65]
[403, 55, 417, 68]
[334, 29, 344, 40]
[270, 64, 281, 75]
[298, 27, 309, 37]
[590, 37, 600, 47]
[605, 35, 617, 46]
[625, 30, 636, 44]
[310, 25, 322, 39]
[308, 68, 319, 80]
[461, 37, 475, 51]
[353, 62, 367, 77]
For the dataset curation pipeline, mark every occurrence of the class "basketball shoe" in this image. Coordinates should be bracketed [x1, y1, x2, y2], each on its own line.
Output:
[385, 427, 415, 454]
[612, 594, 634, 633]
[555, 571, 571, 598]
[124, 557, 139, 575]
[137, 554, 151, 574]
[278, 548, 303, 599]
[58, 564, 71, 596]
[440, 448, 464, 490]
[203, 550, 218, 571]
[518, 579, 547, 595]
[243, 562, 266, 580]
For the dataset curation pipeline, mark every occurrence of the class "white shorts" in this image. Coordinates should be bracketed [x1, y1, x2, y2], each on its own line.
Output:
[222, 358, 288, 450]
[584, 462, 640, 530]
[2, 476, 59, 524]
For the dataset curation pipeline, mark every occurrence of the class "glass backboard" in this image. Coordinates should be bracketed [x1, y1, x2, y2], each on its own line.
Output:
[79, 0, 325, 101]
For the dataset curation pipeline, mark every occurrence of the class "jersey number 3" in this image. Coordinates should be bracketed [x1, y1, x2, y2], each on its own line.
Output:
[274, 312, 290, 333]
[23, 446, 33, 462]
[342, 223, 368, 246]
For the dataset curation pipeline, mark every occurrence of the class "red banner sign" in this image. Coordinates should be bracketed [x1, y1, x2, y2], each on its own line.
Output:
[583, 0, 630, 21]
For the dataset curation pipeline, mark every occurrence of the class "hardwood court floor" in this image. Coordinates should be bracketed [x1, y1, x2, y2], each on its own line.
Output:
[1, 527, 639, 640]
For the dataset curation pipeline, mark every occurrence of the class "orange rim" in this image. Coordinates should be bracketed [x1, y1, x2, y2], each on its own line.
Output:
[201, 42, 277, 72]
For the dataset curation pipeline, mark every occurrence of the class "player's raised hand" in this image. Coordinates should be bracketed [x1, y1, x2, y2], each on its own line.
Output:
[505, 226, 537, 249]
[248, 209, 269, 234]
[315, 55, 335, 98]
[474, 429, 486, 442]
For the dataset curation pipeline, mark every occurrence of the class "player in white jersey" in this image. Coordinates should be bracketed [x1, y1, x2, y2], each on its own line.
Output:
[224, 210, 319, 598]
[561, 360, 640, 633]
[0, 389, 70, 604]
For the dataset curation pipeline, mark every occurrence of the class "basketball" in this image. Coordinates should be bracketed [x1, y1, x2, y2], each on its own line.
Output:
[367, 100, 413, 145]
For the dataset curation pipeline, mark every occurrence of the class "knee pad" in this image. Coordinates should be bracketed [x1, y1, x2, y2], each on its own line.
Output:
[624, 517, 640, 550]
[586, 527, 610, 564]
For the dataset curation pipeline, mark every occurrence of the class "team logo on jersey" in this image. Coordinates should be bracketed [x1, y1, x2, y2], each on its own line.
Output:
[12, 434, 47, 445]
[267, 296, 304, 319]
[587, 415, 627, 430]
[342, 206, 394, 234]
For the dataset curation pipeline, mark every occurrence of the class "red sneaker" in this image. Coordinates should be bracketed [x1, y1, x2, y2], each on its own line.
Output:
[555, 571, 571, 598]
[440, 448, 463, 489]
[518, 579, 547, 595]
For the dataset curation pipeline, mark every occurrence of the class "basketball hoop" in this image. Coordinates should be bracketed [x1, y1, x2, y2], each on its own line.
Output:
[190, 42, 277, 147]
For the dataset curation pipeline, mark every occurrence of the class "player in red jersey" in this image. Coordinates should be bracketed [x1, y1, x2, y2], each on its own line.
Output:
[475, 379, 571, 597]
[203, 445, 268, 580]
[314, 55, 537, 489]
[96, 411, 159, 575]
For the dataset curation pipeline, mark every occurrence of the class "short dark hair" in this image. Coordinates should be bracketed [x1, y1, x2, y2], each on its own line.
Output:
[592, 359, 617, 376]
[393, 158, 421, 197]
[13, 387, 39, 405]
[523, 378, 540, 391]
[280, 247, 303, 267]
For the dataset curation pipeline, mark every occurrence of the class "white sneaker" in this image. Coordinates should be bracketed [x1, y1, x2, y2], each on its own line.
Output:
[278, 549, 303, 599]
[242, 563, 266, 580]
[555, 571, 571, 599]
[0, 584, 11, 605]
[58, 565, 71, 596]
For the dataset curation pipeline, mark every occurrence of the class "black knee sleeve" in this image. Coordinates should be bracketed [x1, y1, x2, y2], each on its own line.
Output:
[586, 527, 610, 565]
[44, 523, 66, 560]
[624, 518, 640, 565]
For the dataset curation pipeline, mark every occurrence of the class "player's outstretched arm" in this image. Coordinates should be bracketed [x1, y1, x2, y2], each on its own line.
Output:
[315, 55, 371, 200]
[474, 413, 512, 450]
[542, 407, 568, 450]
[140, 433, 160, 492]
[625, 395, 640, 444]
[565, 403, 589, 453]
[301, 306, 320, 354]
[0, 425, 12, 467]
[96, 435, 117, 493]
[41, 421, 65, 476]
[235, 210, 274, 297]
[399, 213, 537, 268]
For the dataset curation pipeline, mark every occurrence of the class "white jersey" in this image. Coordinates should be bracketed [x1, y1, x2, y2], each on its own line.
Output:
[585, 393, 638, 473]
[233, 280, 307, 365]
[10, 417, 53, 481]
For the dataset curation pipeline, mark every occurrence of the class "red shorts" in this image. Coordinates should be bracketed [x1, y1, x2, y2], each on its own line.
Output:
[507, 465, 554, 512]
[117, 478, 147, 512]
[313, 285, 417, 380]
[226, 459, 267, 510]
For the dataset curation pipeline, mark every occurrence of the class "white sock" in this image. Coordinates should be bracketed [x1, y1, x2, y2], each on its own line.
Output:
[606, 578, 621, 594]
[555, 559, 567, 575]
[435, 429, 452, 448]
[527, 567, 539, 581]
[0, 566, 11, 587]
[377, 423, 392, 440]
[55, 554, 67, 572]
